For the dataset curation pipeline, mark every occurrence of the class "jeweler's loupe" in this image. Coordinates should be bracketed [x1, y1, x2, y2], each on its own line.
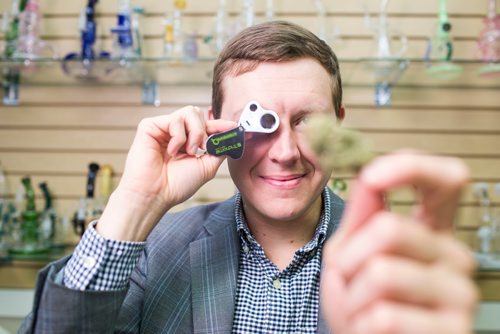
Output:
[204, 101, 280, 159]
[238, 101, 279, 133]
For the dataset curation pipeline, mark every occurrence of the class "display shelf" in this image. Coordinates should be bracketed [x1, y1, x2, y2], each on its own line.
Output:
[1, 57, 499, 105]
[0, 57, 215, 86]
[345, 58, 500, 89]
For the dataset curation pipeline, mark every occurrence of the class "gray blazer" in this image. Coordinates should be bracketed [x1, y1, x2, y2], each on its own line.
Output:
[19, 189, 344, 333]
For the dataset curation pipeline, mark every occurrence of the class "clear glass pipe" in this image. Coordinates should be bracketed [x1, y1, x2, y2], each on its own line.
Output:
[475, 183, 494, 254]
[265, 0, 274, 21]
[243, 0, 255, 28]
[477, 0, 500, 62]
[14, 0, 56, 60]
[363, 0, 407, 106]
[312, 0, 327, 41]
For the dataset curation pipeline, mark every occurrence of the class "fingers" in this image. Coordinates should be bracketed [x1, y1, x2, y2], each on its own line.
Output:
[321, 211, 477, 332]
[321, 152, 476, 333]
[136, 106, 237, 157]
[345, 256, 479, 316]
[350, 301, 475, 334]
[330, 212, 476, 281]
[359, 152, 469, 230]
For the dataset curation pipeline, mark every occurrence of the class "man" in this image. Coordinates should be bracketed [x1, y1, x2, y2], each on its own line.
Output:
[20, 21, 477, 333]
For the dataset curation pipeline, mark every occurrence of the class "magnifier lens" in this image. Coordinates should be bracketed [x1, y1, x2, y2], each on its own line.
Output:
[260, 114, 276, 129]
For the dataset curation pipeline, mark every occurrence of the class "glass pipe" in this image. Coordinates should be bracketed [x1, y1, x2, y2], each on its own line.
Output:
[363, 0, 407, 59]
[424, 0, 463, 79]
[474, 182, 494, 254]
[98, 165, 114, 205]
[2, 0, 25, 105]
[265, 0, 274, 21]
[477, 0, 500, 77]
[73, 162, 100, 236]
[183, 32, 198, 63]
[242, 0, 255, 28]
[364, 0, 408, 106]
[62, 0, 111, 80]
[204, 0, 230, 55]
[1, 7, 9, 46]
[80, 0, 99, 61]
[312, 0, 327, 41]
[38, 182, 56, 245]
[3, 0, 24, 58]
[14, 0, 56, 60]
[163, 0, 186, 58]
[232, 0, 255, 35]
[478, 0, 500, 62]
[425, 0, 453, 62]
[131, 6, 145, 57]
[17, 176, 41, 252]
[0, 162, 6, 253]
[0, 162, 5, 202]
[110, 0, 137, 59]
[2, 68, 20, 105]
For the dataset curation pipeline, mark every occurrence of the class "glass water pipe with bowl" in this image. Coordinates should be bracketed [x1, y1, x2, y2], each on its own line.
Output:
[2, 0, 26, 106]
[473, 182, 500, 269]
[311, 0, 342, 47]
[424, 0, 463, 80]
[204, 0, 230, 55]
[230, 0, 256, 38]
[12, 0, 57, 65]
[477, 0, 500, 77]
[110, 0, 139, 60]
[364, 0, 408, 106]
[62, 0, 112, 81]
[8, 176, 49, 256]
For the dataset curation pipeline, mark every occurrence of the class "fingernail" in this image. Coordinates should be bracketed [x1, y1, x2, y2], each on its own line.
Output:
[360, 162, 384, 185]
[195, 147, 205, 157]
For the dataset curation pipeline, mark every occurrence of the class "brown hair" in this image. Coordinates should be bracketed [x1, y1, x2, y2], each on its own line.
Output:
[211, 20, 343, 119]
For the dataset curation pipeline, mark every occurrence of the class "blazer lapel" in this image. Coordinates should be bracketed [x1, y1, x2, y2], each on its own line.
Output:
[317, 187, 345, 334]
[190, 200, 240, 334]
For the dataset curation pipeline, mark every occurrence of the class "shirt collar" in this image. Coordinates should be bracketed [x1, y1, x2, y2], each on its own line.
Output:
[234, 187, 331, 253]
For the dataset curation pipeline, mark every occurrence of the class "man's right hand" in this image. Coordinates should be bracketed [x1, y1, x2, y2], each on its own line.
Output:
[96, 106, 237, 241]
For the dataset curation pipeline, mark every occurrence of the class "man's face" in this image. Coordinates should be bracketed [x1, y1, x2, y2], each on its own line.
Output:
[218, 58, 336, 225]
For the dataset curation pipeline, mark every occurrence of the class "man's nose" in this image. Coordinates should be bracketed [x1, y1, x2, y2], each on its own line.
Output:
[266, 126, 301, 164]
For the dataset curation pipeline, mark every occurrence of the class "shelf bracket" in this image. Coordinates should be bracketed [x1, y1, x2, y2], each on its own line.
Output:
[142, 81, 160, 107]
[2, 68, 21, 106]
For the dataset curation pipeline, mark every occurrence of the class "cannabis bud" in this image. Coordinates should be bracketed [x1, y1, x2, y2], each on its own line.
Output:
[304, 114, 374, 172]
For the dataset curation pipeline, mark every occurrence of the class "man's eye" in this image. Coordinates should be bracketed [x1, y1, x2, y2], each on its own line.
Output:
[295, 116, 310, 128]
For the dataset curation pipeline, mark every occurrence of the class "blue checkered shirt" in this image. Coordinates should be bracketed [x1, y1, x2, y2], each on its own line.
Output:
[232, 189, 330, 333]
[64, 188, 331, 333]
[64, 221, 145, 291]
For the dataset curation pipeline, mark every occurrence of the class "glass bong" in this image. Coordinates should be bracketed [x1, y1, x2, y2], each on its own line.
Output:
[364, 0, 408, 106]
[473, 182, 500, 269]
[9, 176, 49, 255]
[13, 0, 56, 62]
[62, 0, 111, 81]
[2, 0, 25, 105]
[424, 0, 463, 80]
[477, 0, 500, 77]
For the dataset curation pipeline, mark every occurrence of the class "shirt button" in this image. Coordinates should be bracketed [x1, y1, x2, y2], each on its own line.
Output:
[82, 256, 96, 269]
[272, 278, 281, 289]
[242, 245, 249, 253]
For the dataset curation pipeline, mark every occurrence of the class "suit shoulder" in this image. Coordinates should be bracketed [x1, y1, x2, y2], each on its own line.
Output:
[146, 198, 235, 246]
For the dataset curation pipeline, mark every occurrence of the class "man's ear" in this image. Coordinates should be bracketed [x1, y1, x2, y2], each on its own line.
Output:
[337, 104, 346, 122]
[207, 106, 216, 120]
